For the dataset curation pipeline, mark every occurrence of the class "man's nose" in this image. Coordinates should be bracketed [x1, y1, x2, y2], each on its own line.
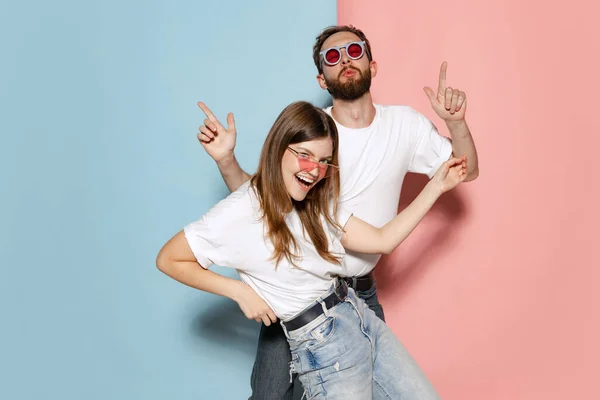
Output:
[340, 49, 351, 65]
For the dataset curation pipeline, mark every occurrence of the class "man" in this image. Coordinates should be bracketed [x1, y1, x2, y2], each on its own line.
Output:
[197, 25, 479, 399]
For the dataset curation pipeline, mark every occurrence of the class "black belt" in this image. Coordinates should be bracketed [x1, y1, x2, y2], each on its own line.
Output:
[283, 279, 348, 332]
[341, 271, 375, 292]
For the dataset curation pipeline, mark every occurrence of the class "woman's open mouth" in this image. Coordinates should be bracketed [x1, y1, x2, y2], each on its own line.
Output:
[295, 173, 315, 191]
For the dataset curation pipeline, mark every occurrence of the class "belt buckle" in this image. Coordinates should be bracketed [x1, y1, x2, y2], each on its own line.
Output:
[335, 279, 348, 301]
[339, 276, 356, 291]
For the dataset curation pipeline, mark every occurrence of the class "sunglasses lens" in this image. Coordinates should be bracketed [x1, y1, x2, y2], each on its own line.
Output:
[325, 49, 341, 65]
[298, 158, 337, 178]
[347, 43, 363, 59]
[297, 157, 316, 172]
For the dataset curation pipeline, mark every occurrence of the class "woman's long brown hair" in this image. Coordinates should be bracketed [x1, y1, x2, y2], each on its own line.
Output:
[250, 101, 342, 268]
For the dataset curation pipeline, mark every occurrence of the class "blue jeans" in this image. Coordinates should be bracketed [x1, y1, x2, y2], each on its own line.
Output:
[284, 285, 440, 400]
[249, 281, 385, 400]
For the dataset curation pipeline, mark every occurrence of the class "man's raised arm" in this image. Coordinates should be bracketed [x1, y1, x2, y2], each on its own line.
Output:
[197, 101, 252, 192]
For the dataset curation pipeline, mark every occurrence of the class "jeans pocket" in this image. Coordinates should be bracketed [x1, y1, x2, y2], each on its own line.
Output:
[307, 316, 335, 349]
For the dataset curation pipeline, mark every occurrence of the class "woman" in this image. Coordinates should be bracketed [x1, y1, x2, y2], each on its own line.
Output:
[157, 101, 466, 399]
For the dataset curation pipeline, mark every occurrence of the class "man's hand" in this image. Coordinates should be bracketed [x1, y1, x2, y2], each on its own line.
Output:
[423, 62, 467, 122]
[197, 102, 237, 163]
[232, 281, 278, 326]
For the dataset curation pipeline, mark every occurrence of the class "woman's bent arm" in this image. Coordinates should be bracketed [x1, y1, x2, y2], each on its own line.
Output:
[341, 185, 439, 254]
[341, 156, 467, 255]
[156, 231, 277, 325]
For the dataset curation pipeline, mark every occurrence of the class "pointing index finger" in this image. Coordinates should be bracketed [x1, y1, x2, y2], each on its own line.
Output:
[437, 61, 448, 95]
[197, 102, 218, 123]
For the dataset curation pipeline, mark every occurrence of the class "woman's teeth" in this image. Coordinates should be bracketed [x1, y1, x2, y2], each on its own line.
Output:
[295, 174, 314, 187]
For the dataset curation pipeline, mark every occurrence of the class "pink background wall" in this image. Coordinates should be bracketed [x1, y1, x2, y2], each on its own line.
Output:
[338, 0, 600, 398]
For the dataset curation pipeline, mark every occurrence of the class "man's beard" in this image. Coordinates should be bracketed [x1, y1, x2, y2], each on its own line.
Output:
[325, 66, 372, 101]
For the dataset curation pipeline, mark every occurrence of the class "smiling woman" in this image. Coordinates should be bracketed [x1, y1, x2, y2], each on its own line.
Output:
[250, 102, 342, 267]
[285, 141, 336, 195]
[157, 100, 467, 399]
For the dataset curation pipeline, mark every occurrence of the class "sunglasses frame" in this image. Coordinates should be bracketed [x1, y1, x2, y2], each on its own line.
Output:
[319, 41, 366, 66]
[287, 147, 339, 179]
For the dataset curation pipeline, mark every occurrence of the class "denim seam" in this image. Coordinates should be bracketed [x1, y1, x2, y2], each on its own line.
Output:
[373, 376, 393, 400]
[347, 295, 375, 353]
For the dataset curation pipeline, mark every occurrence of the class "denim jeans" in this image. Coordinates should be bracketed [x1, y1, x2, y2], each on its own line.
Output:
[249, 281, 385, 400]
[283, 284, 440, 400]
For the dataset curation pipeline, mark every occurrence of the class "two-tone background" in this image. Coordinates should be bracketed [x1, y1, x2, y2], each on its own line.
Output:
[2, 0, 598, 398]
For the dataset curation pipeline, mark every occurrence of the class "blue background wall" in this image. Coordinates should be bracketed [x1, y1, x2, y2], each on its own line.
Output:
[0, 1, 336, 398]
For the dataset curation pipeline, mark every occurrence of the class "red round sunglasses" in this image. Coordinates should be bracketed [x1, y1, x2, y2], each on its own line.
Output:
[319, 41, 366, 66]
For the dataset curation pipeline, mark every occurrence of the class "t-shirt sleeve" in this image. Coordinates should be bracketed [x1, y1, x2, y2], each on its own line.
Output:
[408, 112, 453, 179]
[328, 200, 353, 240]
[183, 185, 250, 269]
[336, 206, 353, 229]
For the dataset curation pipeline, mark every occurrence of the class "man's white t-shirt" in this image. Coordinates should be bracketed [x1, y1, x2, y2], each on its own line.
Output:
[326, 104, 452, 277]
[184, 182, 354, 321]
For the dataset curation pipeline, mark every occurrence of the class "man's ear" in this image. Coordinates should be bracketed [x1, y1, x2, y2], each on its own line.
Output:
[316, 73, 327, 90]
[370, 61, 378, 78]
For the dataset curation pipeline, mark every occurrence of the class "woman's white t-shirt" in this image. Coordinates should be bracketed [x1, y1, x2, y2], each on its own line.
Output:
[184, 182, 353, 321]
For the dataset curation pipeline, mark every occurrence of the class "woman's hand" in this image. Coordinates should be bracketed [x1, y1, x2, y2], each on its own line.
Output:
[431, 155, 468, 194]
[232, 282, 278, 326]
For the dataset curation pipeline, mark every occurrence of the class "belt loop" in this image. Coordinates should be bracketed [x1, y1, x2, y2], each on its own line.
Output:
[319, 299, 329, 316]
[352, 276, 357, 290]
[280, 320, 292, 339]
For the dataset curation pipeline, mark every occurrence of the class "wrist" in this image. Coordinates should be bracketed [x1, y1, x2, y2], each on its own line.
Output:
[424, 180, 444, 199]
[216, 152, 237, 169]
[445, 119, 469, 136]
[226, 280, 245, 302]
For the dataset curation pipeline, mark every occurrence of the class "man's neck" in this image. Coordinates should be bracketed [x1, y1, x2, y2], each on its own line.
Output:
[330, 92, 376, 129]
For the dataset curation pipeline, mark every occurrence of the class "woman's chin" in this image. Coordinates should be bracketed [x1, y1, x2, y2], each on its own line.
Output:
[290, 191, 308, 202]
[286, 179, 312, 202]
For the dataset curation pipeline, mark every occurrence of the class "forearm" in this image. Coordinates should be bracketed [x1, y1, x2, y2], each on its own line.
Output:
[446, 120, 479, 181]
[342, 183, 440, 255]
[378, 183, 440, 253]
[158, 259, 243, 301]
[216, 153, 252, 192]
